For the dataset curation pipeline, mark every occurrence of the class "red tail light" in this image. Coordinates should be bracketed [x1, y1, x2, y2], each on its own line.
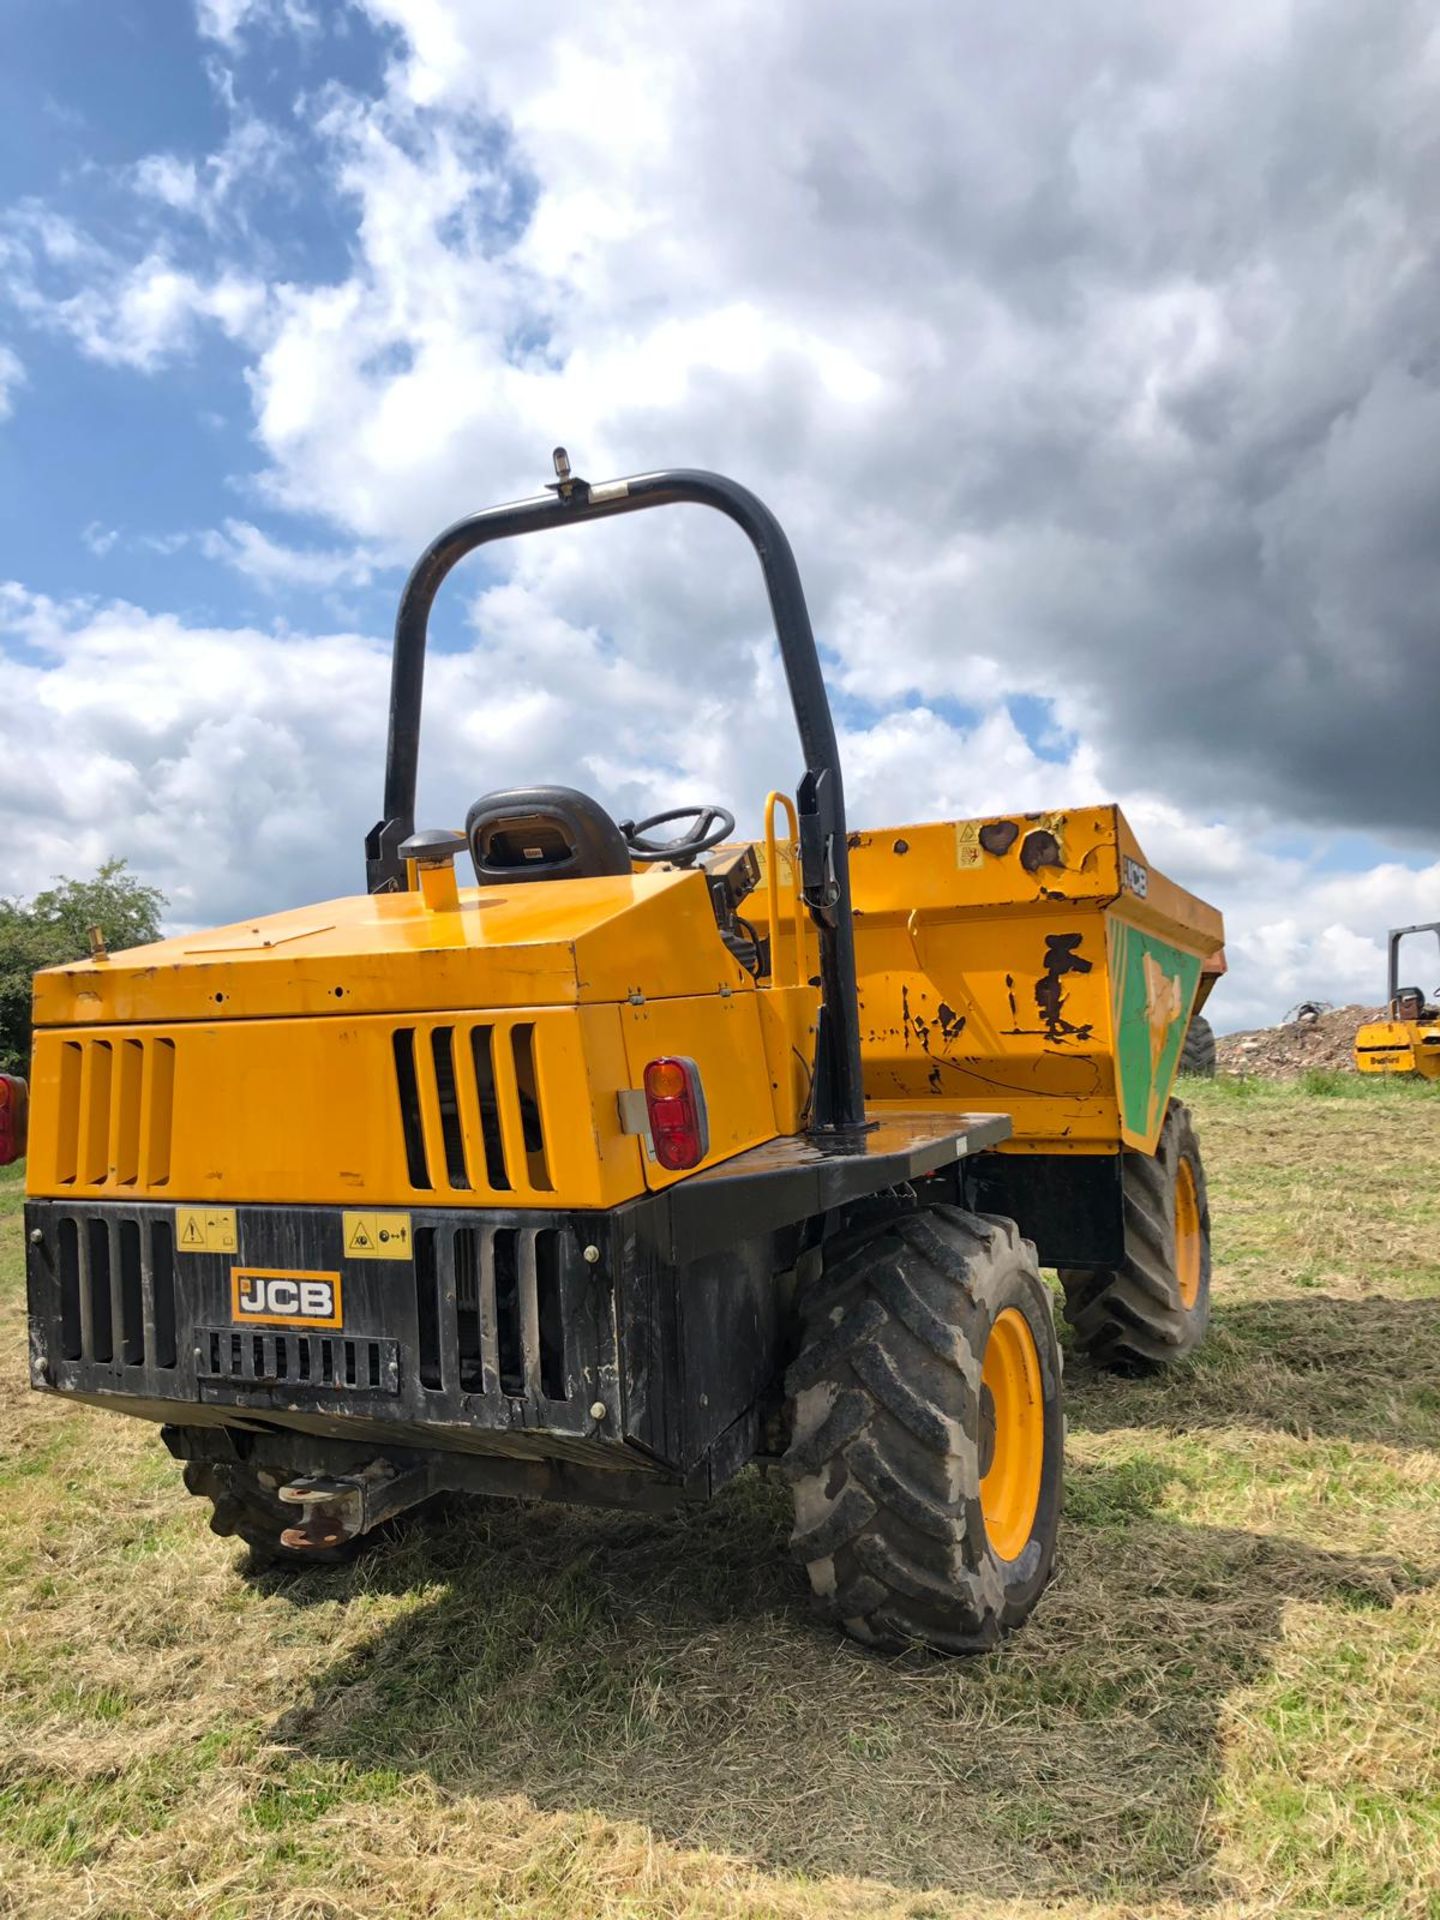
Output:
[0, 1074, 27, 1167]
[643, 1056, 709, 1171]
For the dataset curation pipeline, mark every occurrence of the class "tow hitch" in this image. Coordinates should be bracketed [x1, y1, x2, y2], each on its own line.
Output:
[275, 1461, 432, 1553]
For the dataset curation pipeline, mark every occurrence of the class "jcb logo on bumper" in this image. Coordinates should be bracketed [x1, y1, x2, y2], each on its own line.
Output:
[231, 1269, 343, 1329]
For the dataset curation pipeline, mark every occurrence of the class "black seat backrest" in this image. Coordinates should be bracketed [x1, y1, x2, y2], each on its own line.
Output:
[465, 786, 632, 885]
[1395, 986, 1426, 1022]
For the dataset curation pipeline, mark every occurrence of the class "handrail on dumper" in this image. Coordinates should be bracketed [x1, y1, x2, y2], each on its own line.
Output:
[365, 455, 867, 1135]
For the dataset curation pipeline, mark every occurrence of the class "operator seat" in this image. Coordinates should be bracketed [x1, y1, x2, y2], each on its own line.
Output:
[466, 785, 632, 885]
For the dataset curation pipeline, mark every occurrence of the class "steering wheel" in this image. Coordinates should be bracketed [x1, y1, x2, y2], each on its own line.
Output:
[621, 804, 736, 866]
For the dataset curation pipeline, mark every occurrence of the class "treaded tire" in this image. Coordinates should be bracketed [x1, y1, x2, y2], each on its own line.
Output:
[784, 1204, 1064, 1656]
[1180, 1013, 1217, 1077]
[181, 1460, 363, 1570]
[1058, 1099, 1211, 1373]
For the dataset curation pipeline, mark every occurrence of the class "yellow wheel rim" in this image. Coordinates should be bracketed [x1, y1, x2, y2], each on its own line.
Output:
[1175, 1157, 1202, 1311]
[979, 1308, 1045, 1563]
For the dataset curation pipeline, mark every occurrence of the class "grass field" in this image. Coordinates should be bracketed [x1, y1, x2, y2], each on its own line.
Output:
[2, 1077, 1439, 1918]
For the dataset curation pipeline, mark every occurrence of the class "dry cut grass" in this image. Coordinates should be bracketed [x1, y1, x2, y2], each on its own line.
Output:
[1, 1075, 1439, 1918]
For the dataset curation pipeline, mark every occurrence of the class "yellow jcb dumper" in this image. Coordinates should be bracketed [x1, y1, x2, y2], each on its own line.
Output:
[1354, 922, 1440, 1079]
[16, 455, 1224, 1655]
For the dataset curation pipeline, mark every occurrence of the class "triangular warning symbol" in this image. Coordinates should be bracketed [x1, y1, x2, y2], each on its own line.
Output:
[348, 1221, 374, 1251]
[959, 822, 978, 843]
[181, 1217, 204, 1246]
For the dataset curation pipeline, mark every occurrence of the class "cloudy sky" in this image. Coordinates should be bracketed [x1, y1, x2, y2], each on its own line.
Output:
[2, 0, 1438, 1030]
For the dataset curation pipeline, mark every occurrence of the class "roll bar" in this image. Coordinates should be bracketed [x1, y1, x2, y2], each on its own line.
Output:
[364, 457, 867, 1134]
[1387, 922, 1440, 1001]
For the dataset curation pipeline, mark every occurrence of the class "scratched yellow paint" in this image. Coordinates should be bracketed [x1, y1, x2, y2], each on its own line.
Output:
[752, 804, 1222, 1154]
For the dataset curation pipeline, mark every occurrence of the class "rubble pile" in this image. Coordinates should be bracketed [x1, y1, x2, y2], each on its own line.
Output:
[1215, 1004, 1381, 1079]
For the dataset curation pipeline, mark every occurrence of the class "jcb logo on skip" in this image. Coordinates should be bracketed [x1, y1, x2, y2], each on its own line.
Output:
[231, 1269, 342, 1328]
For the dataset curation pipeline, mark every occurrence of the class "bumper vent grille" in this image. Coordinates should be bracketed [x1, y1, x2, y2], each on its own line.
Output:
[392, 1021, 553, 1200]
[54, 1037, 175, 1191]
[197, 1328, 400, 1394]
[413, 1222, 573, 1404]
[56, 1212, 177, 1371]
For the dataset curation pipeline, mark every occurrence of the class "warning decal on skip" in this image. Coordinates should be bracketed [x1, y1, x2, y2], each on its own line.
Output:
[343, 1211, 413, 1260]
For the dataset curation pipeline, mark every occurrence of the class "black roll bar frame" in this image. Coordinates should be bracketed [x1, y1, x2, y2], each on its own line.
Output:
[1387, 921, 1440, 1005]
[364, 462, 867, 1135]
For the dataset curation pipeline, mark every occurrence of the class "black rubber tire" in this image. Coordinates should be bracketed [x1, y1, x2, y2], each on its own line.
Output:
[181, 1459, 364, 1570]
[1058, 1099, 1211, 1373]
[1180, 1012, 1217, 1077]
[784, 1204, 1064, 1656]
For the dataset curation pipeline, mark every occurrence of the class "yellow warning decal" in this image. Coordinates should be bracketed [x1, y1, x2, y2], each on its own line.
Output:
[176, 1208, 237, 1255]
[956, 821, 982, 869]
[343, 1211, 413, 1261]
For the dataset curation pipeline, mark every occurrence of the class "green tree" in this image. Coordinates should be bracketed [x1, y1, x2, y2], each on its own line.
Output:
[0, 861, 166, 1076]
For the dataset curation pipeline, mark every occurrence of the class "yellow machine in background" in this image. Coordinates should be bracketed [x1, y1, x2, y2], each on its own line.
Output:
[1354, 921, 1440, 1079]
[19, 454, 1224, 1657]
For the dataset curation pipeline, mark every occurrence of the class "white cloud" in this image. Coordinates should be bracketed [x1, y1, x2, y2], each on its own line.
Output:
[195, 0, 318, 47]
[131, 154, 202, 215]
[4, 580, 1433, 1030]
[195, 0, 251, 42]
[130, 113, 291, 232]
[0, 586, 389, 926]
[75, 521, 380, 591]
[66, 256, 267, 370]
[199, 519, 380, 590]
[0, 208, 268, 371]
[82, 523, 119, 558]
[0, 343, 23, 419]
[1, 0, 1437, 1033]
[225, 0, 1435, 855]
[1122, 800, 1440, 1029]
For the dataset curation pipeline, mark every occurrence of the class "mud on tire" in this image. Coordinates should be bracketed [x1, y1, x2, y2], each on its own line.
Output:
[784, 1204, 1064, 1656]
[1058, 1098, 1211, 1373]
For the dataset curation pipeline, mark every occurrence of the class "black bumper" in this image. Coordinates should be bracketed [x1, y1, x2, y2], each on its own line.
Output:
[25, 1111, 1009, 1484]
[27, 1194, 651, 1451]
[23, 1193, 787, 1485]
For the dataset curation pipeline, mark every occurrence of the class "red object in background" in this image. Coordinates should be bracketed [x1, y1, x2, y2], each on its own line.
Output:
[0, 1074, 27, 1166]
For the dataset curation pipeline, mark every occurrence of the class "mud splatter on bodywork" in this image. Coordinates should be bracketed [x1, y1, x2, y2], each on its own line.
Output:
[901, 982, 934, 1053]
[1034, 933, 1094, 1042]
[937, 1001, 966, 1043]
